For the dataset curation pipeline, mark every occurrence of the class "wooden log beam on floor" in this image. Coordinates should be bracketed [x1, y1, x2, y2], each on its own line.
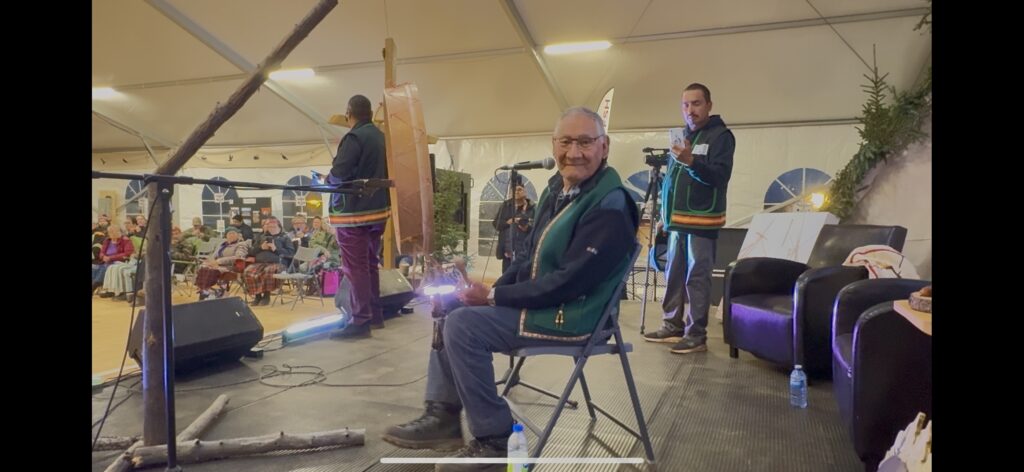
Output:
[94, 436, 141, 451]
[102, 395, 230, 472]
[130, 428, 366, 468]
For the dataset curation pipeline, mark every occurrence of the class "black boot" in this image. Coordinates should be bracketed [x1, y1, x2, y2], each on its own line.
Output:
[435, 434, 510, 472]
[381, 401, 464, 451]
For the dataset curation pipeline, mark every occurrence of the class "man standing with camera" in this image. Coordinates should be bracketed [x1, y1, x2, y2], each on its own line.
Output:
[643, 83, 735, 354]
[491, 182, 534, 274]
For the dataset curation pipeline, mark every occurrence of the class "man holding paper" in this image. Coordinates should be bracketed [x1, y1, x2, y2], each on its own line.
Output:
[644, 83, 736, 354]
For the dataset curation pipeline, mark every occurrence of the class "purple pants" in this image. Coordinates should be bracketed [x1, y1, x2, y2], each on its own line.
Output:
[336, 223, 385, 325]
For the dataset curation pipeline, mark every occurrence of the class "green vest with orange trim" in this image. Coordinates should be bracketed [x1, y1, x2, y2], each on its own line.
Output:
[328, 122, 391, 227]
[661, 121, 732, 236]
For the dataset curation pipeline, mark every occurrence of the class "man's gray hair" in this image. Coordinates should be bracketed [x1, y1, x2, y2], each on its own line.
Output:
[556, 106, 606, 136]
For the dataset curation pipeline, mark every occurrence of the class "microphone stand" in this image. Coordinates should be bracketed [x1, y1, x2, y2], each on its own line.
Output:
[505, 169, 519, 270]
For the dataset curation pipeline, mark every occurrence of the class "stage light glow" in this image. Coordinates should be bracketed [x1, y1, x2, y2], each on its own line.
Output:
[422, 285, 456, 296]
[282, 313, 345, 344]
[809, 192, 826, 209]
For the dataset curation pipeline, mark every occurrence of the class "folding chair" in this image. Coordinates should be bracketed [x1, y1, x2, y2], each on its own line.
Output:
[499, 243, 655, 465]
[170, 259, 197, 296]
[196, 238, 224, 262]
[226, 257, 252, 303]
[271, 246, 325, 309]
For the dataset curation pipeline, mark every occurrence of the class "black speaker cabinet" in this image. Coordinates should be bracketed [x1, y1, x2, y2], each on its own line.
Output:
[379, 268, 416, 315]
[128, 297, 264, 375]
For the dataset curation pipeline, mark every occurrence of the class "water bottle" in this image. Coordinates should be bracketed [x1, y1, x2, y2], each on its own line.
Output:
[507, 423, 529, 472]
[790, 364, 808, 408]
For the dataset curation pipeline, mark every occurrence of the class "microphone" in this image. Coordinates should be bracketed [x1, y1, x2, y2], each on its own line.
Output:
[498, 157, 556, 171]
[643, 147, 670, 153]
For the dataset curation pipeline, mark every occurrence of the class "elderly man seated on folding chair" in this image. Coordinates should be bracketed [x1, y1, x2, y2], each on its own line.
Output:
[381, 107, 639, 471]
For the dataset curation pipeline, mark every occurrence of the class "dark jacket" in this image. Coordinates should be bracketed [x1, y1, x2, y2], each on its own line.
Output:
[492, 199, 535, 259]
[328, 120, 391, 227]
[248, 231, 296, 265]
[661, 115, 735, 238]
[232, 222, 254, 242]
[494, 166, 639, 340]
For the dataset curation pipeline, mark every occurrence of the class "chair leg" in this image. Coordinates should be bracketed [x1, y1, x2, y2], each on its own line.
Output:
[575, 357, 597, 421]
[502, 356, 578, 409]
[533, 356, 587, 460]
[313, 277, 324, 306]
[729, 346, 739, 359]
[291, 280, 303, 310]
[516, 382, 579, 409]
[495, 355, 515, 387]
[500, 356, 527, 397]
[616, 331, 656, 463]
[273, 281, 286, 307]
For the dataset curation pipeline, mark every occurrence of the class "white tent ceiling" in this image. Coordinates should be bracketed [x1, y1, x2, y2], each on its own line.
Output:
[92, 0, 931, 153]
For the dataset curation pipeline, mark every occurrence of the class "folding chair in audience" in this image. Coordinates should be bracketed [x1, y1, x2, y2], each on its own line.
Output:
[499, 243, 655, 466]
[271, 246, 325, 310]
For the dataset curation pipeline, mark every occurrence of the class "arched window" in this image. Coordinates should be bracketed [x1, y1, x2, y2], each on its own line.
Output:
[201, 177, 240, 234]
[123, 179, 145, 220]
[763, 168, 832, 210]
[476, 172, 537, 256]
[282, 175, 324, 227]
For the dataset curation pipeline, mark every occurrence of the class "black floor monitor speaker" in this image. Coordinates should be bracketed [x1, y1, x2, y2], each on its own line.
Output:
[128, 297, 264, 375]
[379, 268, 416, 316]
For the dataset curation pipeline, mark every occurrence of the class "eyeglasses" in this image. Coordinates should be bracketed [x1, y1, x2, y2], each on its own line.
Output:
[553, 135, 603, 150]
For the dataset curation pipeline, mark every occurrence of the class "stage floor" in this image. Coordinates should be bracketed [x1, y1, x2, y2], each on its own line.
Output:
[91, 300, 862, 471]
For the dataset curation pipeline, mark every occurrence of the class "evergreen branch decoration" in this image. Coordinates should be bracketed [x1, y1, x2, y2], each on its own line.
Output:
[823, 46, 931, 219]
[432, 170, 468, 261]
[915, 0, 932, 32]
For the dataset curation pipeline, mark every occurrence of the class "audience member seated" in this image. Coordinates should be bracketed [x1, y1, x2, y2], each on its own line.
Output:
[92, 226, 108, 263]
[308, 216, 339, 262]
[229, 214, 255, 242]
[303, 216, 340, 294]
[124, 220, 139, 239]
[92, 214, 110, 235]
[169, 226, 196, 273]
[195, 227, 251, 300]
[288, 215, 311, 248]
[187, 216, 213, 242]
[92, 226, 134, 296]
[244, 217, 295, 306]
[101, 234, 145, 301]
[134, 215, 147, 237]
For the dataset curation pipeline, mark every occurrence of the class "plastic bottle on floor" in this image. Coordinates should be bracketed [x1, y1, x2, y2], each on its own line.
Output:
[507, 423, 529, 471]
[790, 364, 808, 408]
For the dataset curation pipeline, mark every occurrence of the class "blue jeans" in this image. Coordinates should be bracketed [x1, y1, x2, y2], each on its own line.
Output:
[424, 304, 587, 438]
[92, 264, 111, 285]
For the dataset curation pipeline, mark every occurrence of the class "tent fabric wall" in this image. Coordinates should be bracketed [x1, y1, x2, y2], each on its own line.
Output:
[94, 122, 875, 278]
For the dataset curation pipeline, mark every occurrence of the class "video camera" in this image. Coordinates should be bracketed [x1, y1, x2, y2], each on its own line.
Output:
[643, 147, 670, 167]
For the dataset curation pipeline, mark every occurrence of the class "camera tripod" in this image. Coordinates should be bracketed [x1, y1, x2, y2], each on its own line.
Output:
[638, 152, 667, 335]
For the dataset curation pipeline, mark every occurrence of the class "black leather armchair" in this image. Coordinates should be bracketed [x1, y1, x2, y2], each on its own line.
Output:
[832, 279, 932, 470]
[723, 224, 908, 376]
